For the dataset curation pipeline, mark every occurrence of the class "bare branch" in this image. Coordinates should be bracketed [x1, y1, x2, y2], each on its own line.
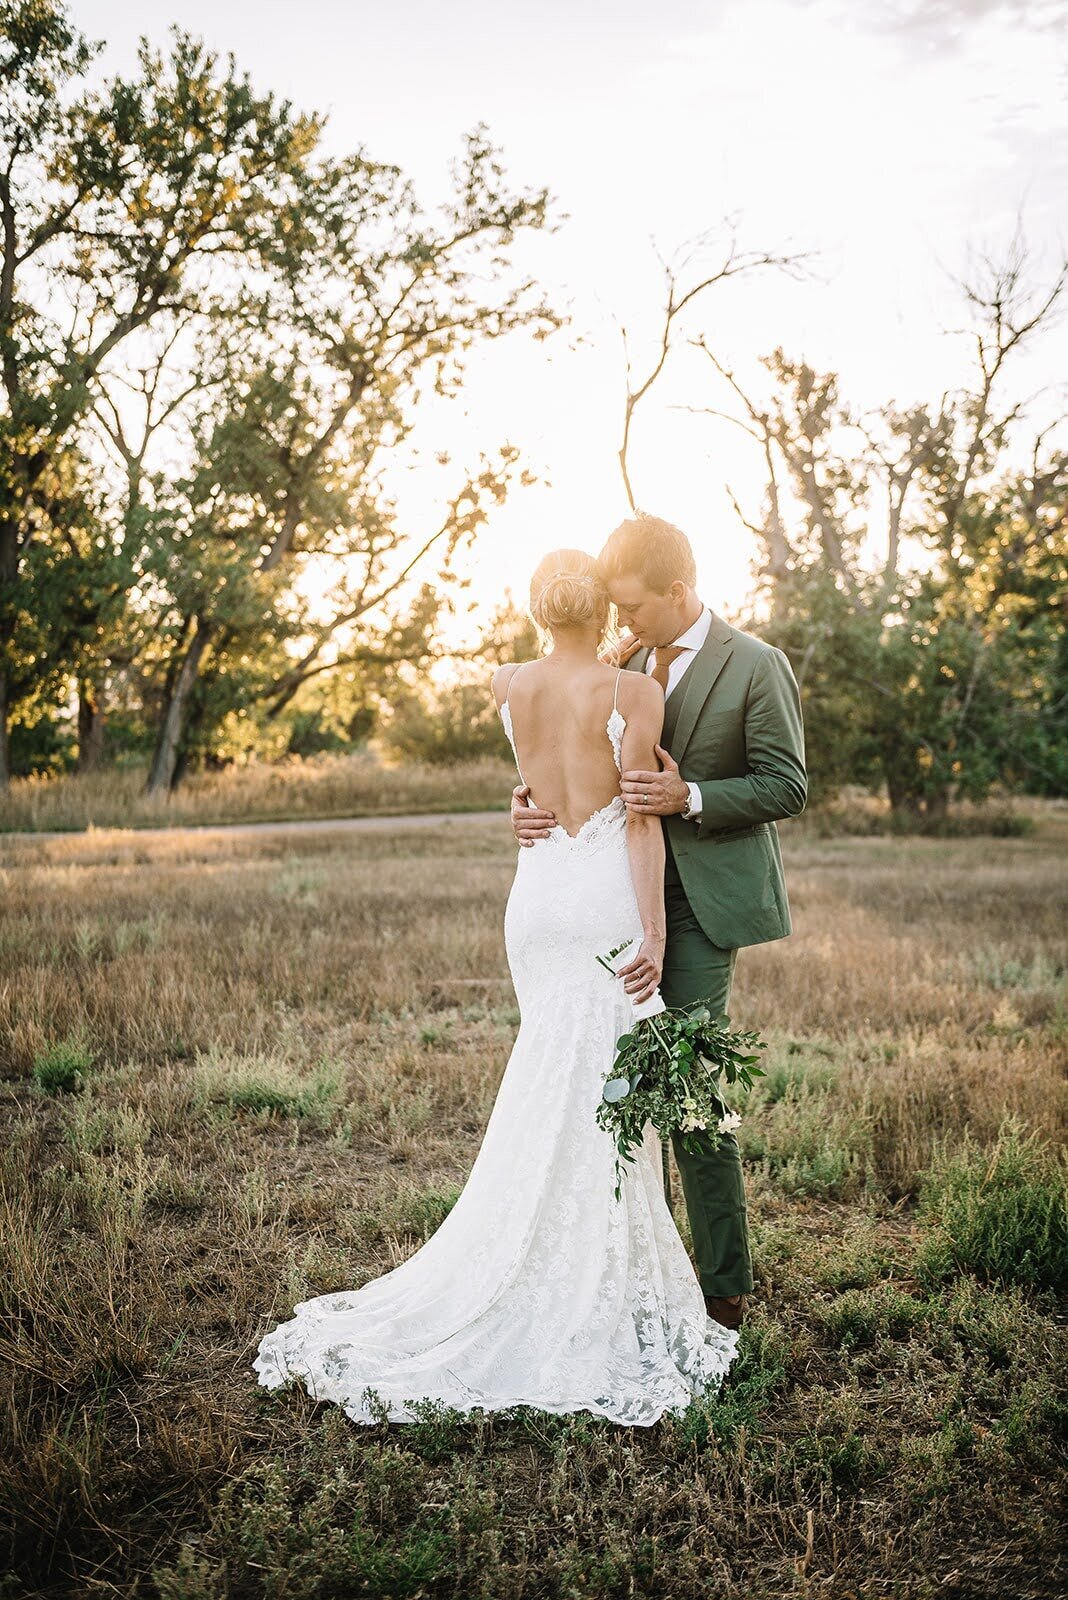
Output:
[616, 225, 813, 508]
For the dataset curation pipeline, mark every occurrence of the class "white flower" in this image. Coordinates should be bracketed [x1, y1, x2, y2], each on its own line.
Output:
[717, 1109, 742, 1134]
[679, 1112, 707, 1132]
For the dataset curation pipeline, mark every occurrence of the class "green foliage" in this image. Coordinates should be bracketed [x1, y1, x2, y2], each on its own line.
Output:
[32, 1033, 95, 1093]
[0, 4, 560, 791]
[379, 599, 538, 766]
[746, 332, 1067, 821]
[195, 1055, 342, 1125]
[223, 1075, 340, 1126]
[388, 1184, 462, 1242]
[595, 1000, 766, 1201]
[916, 1118, 1068, 1290]
[740, 1054, 875, 1201]
[218, 1076, 338, 1120]
[383, 680, 514, 766]
[790, 1409, 888, 1488]
[815, 1284, 924, 1348]
[7, 703, 74, 777]
[154, 1449, 459, 1600]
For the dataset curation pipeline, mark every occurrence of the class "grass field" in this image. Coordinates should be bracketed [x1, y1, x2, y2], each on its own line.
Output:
[1, 814, 1066, 1599]
[0, 754, 516, 834]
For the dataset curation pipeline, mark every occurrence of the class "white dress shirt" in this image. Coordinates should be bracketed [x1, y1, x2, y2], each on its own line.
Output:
[643, 605, 712, 821]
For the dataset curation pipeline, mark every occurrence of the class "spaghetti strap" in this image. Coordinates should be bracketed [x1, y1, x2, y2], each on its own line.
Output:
[503, 661, 525, 708]
[612, 666, 623, 711]
[499, 663, 526, 788]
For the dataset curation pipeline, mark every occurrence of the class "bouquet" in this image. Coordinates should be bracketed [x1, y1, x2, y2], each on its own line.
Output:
[595, 938, 767, 1200]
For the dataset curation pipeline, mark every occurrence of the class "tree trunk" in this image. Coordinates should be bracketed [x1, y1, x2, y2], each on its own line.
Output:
[146, 618, 214, 795]
[0, 662, 9, 792]
[76, 676, 107, 772]
[885, 762, 921, 819]
[0, 516, 17, 793]
[923, 787, 950, 824]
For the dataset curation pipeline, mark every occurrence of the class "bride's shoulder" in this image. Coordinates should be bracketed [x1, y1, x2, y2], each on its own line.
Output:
[612, 667, 663, 739]
[614, 666, 662, 710]
[490, 659, 535, 708]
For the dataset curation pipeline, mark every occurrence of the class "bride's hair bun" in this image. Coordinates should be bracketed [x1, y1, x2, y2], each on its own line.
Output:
[530, 548, 609, 634]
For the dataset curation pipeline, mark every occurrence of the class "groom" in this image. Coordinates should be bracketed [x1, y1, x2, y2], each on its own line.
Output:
[509, 512, 807, 1331]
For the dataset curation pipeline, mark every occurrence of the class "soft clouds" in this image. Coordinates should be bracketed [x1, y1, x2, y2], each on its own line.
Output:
[866, 0, 1067, 51]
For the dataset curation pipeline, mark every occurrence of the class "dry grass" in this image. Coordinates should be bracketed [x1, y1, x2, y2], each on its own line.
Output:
[0, 752, 516, 834]
[1, 756, 1052, 841]
[0, 812, 1065, 1598]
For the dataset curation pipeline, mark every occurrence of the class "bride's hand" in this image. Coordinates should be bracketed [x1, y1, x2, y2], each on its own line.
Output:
[599, 632, 642, 667]
[614, 934, 665, 1004]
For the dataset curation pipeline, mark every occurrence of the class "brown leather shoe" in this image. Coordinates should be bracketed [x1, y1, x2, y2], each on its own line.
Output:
[704, 1292, 746, 1330]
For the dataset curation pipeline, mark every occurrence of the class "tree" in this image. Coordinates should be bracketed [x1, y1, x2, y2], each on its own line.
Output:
[684, 236, 1067, 818]
[0, 2, 321, 786]
[379, 595, 539, 766]
[0, 4, 562, 791]
[134, 120, 557, 792]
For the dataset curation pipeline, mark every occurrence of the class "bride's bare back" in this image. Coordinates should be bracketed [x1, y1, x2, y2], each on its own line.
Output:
[493, 657, 659, 838]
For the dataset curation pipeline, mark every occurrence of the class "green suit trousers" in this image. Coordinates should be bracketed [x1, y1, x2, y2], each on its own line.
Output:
[659, 877, 754, 1298]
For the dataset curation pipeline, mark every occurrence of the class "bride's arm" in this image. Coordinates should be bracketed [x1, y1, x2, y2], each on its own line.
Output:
[616, 676, 667, 1005]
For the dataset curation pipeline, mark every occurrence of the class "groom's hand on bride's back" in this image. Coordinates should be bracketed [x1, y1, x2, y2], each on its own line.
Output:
[511, 784, 556, 846]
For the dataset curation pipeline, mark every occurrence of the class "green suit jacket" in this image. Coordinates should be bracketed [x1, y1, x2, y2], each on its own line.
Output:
[625, 612, 807, 950]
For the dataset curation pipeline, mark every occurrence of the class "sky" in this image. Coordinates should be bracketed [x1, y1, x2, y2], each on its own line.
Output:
[73, 0, 1068, 637]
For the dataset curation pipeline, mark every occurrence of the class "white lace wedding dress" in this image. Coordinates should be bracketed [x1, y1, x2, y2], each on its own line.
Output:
[252, 667, 739, 1426]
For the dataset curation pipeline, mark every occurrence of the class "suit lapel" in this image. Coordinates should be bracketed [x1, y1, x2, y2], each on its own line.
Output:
[667, 611, 734, 760]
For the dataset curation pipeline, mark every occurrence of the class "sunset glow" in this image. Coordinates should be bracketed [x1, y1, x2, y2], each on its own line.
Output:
[76, 0, 1068, 638]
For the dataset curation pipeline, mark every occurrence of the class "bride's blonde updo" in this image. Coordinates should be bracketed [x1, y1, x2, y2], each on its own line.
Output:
[529, 548, 610, 637]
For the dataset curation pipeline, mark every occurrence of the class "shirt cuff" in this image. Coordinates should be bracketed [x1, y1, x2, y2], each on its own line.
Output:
[682, 781, 703, 821]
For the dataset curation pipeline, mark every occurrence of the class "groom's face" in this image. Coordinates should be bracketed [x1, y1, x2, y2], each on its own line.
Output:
[606, 574, 687, 647]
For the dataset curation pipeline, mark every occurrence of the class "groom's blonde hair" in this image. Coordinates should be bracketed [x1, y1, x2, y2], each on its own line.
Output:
[597, 512, 697, 592]
[529, 548, 610, 637]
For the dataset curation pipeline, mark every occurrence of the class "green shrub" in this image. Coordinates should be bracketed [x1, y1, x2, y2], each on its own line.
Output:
[916, 1118, 1068, 1290]
[221, 1076, 337, 1118]
[742, 1081, 874, 1201]
[673, 1320, 791, 1450]
[154, 1449, 457, 1599]
[810, 1215, 906, 1290]
[32, 1034, 95, 1094]
[389, 1184, 462, 1241]
[194, 1053, 341, 1125]
[816, 1284, 924, 1348]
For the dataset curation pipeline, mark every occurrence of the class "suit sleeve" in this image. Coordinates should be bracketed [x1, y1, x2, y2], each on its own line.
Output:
[694, 647, 807, 835]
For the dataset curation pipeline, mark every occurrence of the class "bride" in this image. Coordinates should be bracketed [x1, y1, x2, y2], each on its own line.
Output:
[252, 547, 739, 1426]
